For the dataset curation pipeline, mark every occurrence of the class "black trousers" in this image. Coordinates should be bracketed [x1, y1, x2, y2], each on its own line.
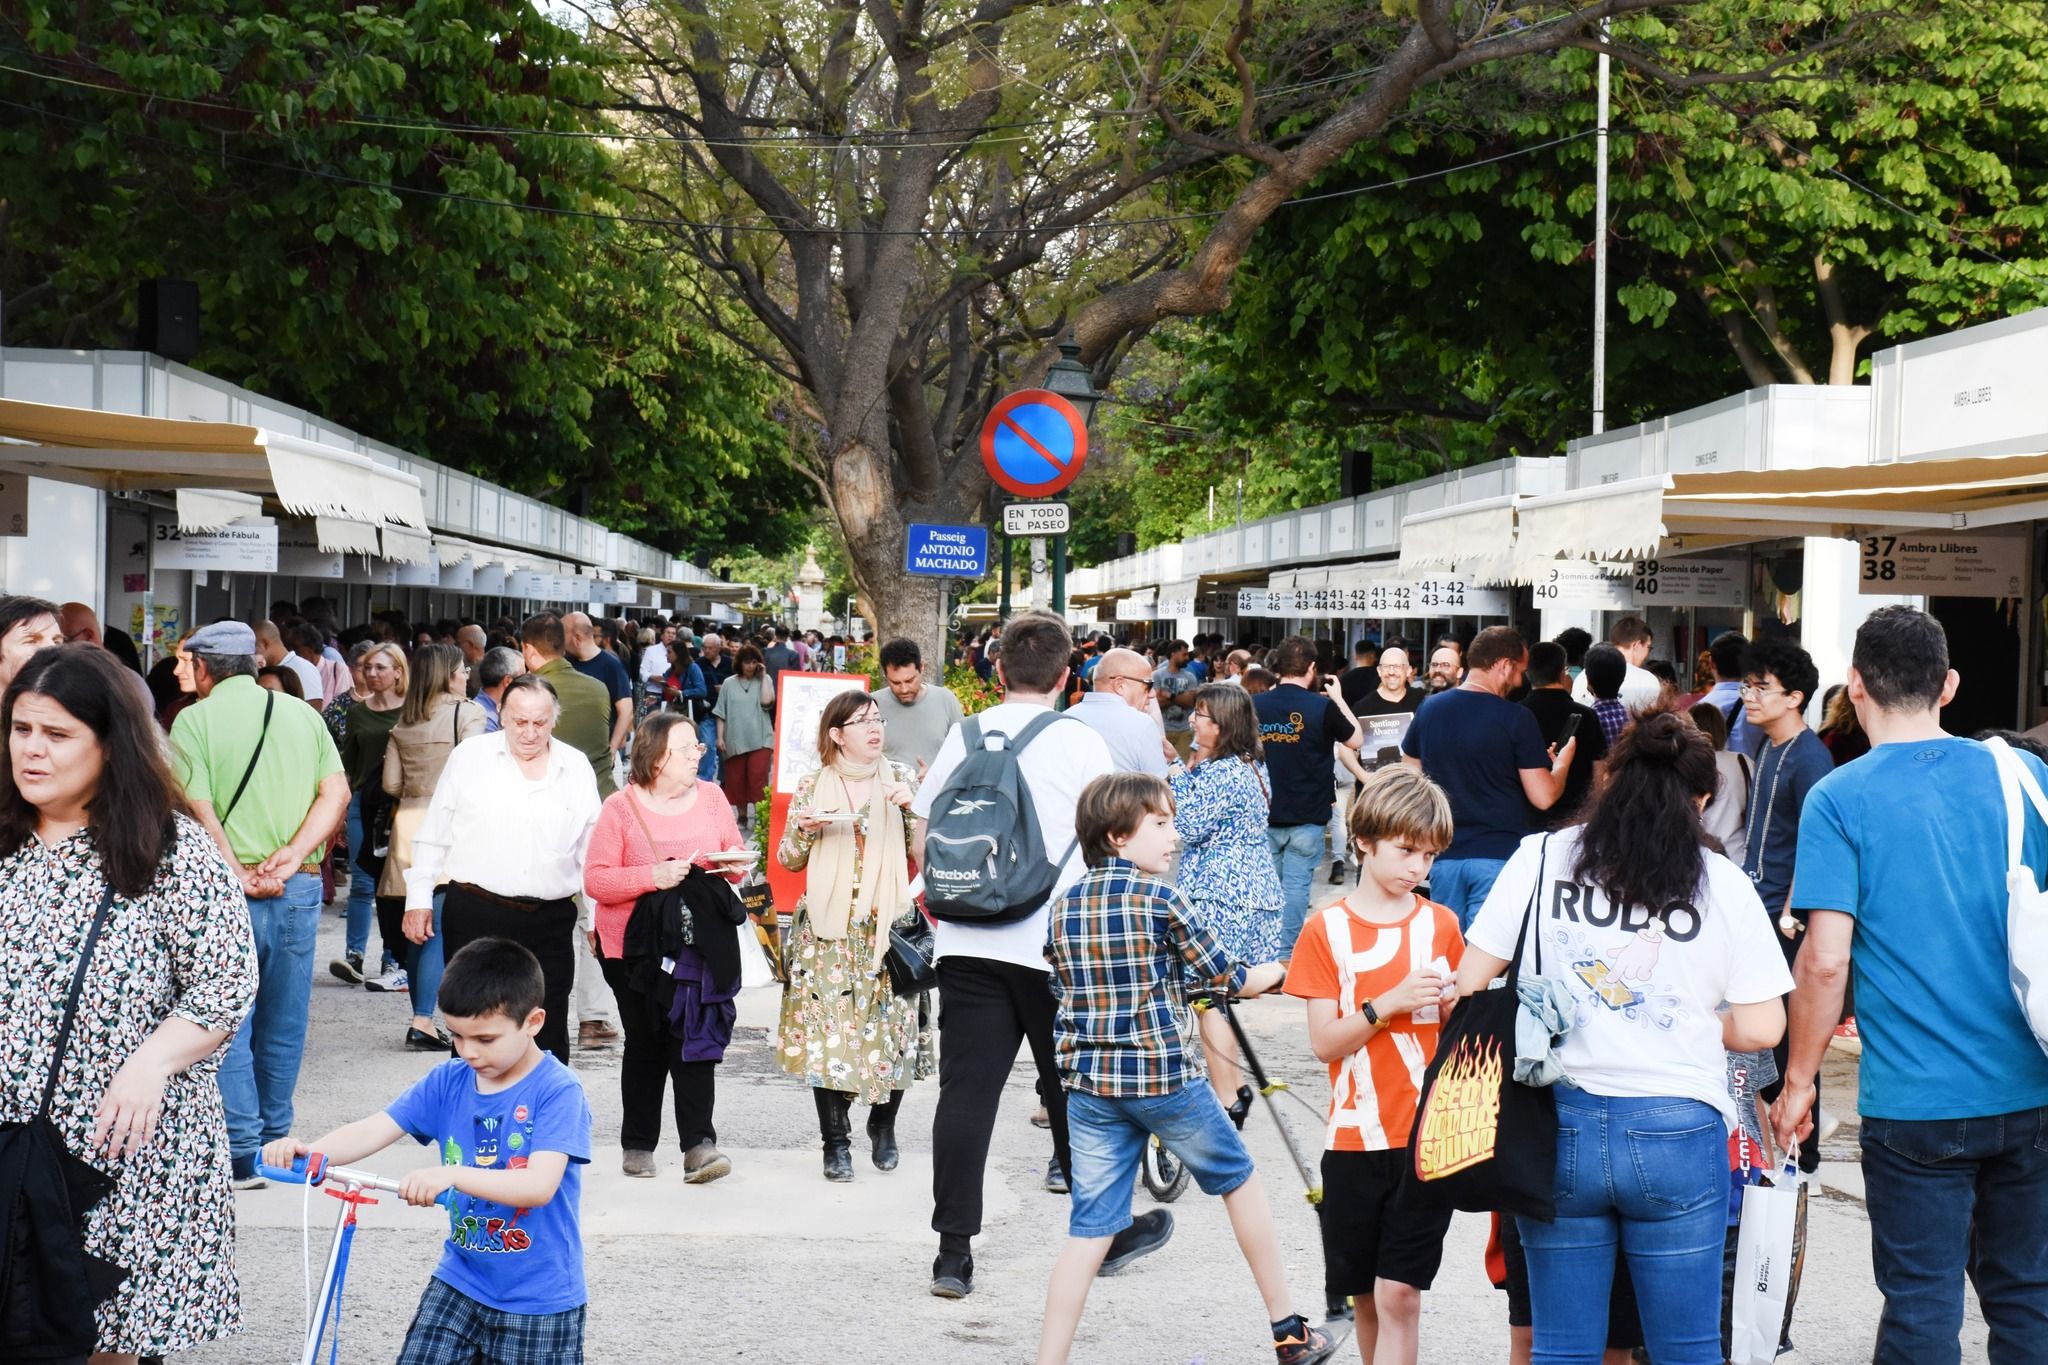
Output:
[930, 955, 1069, 1240]
[598, 954, 717, 1152]
[440, 886, 577, 1064]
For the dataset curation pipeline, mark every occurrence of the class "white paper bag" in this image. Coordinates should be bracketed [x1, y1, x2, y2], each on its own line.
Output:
[1729, 1163, 1803, 1365]
[1987, 737, 2048, 1055]
[736, 916, 774, 990]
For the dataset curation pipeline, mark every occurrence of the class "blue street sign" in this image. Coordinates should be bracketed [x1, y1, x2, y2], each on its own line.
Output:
[903, 523, 990, 578]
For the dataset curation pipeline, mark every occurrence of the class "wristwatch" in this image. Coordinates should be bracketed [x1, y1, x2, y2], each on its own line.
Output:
[1361, 999, 1383, 1029]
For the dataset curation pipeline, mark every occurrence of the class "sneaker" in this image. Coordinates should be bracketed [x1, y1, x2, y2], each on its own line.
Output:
[404, 1026, 452, 1052]
[1815, 1105, 1842, 1145]
[1044, 1155, 1069, 1194]
[1100, 1208, 1174, 1276]
[622, 1149, 657, 1179]
[683, 1142, 732, 1185]
[328, 951, 365, 985]
[930, 1250, 974, 1298]
[230, 1153, 268, 1191]
[1829, 1017, 1862, 1056]
[364, 968, 409, 993]
[1327, 861, 1346, 885]
[1273, 1315, 1342, 1365]
[1030, 1104, 1050, 1129]
[579, 1020, 620, 1049]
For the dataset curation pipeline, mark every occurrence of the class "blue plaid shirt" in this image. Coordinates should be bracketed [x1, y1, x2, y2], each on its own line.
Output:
[1045, 859, 1247, 1097]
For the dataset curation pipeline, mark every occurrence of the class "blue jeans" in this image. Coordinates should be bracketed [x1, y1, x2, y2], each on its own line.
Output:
[1267, 821, 1325, 959]
[697, 716, 719, 782]
[1066, 1085, 1255, 1238]
[1430, 857, 1509, 932]
[342, 793, 390, 965]
[1517, 1089, 1726, 1365]
[1861, 1106, 2048, 1364]
[219, 873, 323, 1161]
[406, 889, 447, 1020]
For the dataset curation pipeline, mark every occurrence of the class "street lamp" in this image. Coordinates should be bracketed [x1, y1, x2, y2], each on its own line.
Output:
[1043, 341, 1102, 429]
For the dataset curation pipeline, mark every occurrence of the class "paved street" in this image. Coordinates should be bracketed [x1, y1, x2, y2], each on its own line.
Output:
[196, 894, 1990, 1365]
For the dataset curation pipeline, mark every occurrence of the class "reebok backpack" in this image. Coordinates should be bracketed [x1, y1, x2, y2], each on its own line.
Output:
[922, 712, 1079, 925]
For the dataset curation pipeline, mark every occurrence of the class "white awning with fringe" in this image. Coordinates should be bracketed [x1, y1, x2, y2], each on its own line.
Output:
[380, 525, 433, 566]
[312, 516, 381, 557]
[174, 487, 265, 532]
[1513, 476, 1671, 582]
[1396, 496, 1519, 584]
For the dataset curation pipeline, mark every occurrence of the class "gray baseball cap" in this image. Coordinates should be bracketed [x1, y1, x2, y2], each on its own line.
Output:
[184, 621, 258, 656]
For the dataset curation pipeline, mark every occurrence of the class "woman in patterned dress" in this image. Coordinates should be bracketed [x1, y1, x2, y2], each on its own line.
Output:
[775, 689, 931, 1181]
[1168, 682, 1281, 1119]
[0, 644, 257, 1361]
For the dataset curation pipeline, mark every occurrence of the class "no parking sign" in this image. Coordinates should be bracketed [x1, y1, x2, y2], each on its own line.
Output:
[980, 389, 1089, 498]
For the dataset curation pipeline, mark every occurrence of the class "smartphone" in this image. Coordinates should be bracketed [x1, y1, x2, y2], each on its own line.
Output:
[1557, 713, 1583, 748]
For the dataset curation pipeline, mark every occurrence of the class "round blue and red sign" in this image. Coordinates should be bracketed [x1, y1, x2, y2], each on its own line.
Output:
[980, 389, 1089, 498]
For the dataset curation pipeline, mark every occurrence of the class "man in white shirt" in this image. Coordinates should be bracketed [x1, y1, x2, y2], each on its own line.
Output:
[1070, 646, 1170, 776]
[255, 618, 324, 704]
[912, 611, 1170, 1299]
[1573, 613, 1664, 715]
[405, 673, 602, 1063]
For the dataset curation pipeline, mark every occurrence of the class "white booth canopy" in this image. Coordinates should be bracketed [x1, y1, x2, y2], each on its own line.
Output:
[1395, 495, 1519, 584]
[174, 487, 266, 532]
[1512, 452, 2048, 579]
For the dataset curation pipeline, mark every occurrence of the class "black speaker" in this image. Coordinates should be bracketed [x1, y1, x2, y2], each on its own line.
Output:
[137, 279, 200, 361]
[1114, 532, 1137, 557]
[1339, 450, 1374, 499]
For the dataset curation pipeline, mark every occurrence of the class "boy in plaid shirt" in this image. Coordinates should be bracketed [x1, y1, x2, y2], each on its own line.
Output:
[1035, 773, 1339, 1365]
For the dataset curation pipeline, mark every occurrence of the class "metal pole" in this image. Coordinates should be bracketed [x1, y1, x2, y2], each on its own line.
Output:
[1592, 27, 1610, 435]
[1000, 531, 1013, 620]
[1052, 533, 1067, 616]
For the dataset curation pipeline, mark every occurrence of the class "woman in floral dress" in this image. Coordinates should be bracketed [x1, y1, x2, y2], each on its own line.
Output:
[0, 644, 256, 1361]
[1168, 682, 1281, 1120]
[776, 689, 932, 1181]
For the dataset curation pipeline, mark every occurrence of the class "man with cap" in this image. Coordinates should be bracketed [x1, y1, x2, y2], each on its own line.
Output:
[169, 620, 349, 1187]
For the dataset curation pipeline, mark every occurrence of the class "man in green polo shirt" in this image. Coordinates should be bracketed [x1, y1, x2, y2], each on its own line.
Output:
[169, 620, 349, 1187]
[519, 610, 622, 1049]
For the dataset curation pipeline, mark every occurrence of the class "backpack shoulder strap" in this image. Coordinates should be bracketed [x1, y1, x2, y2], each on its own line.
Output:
[960, 716, 983, 755]
[1007, 709, 1066, 756]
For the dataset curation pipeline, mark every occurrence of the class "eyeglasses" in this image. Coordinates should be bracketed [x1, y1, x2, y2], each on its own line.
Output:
[841, 717, 887, 730]
[1099, 673, 1152, 688]
[1738, 682, 1790, 699]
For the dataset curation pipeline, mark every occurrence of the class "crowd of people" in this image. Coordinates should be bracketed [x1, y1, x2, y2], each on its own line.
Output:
[0, 590, 2041, 1365]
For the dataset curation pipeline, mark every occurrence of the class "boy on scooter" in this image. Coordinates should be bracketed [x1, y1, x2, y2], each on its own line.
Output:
[264, 939, 593, 1363]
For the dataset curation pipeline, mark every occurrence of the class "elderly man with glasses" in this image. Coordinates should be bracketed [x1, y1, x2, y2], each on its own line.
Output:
[1071, 646, 1171, 776]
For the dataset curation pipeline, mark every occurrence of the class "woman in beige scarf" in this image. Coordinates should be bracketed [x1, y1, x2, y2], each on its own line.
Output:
[776, 689, 932, 1181]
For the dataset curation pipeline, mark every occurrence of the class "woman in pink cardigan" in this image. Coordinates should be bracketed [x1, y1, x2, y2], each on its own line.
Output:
[583, 711, 753, 1183]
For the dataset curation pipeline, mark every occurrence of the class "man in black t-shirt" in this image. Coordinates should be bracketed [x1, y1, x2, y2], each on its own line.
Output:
[1337, 636, 1382, 710]
[1253, 635, 1365, 959]
[1520, 640, 1607, 821]
[1351, 644, 1422, 769]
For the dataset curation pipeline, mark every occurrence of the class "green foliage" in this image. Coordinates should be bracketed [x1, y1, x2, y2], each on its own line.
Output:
[1099, 0, 2048, 520]
[0, 0, 805, 558]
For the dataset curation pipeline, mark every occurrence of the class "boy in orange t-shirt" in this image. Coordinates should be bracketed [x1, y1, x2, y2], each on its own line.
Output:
[1284, 766, 1464, 1365]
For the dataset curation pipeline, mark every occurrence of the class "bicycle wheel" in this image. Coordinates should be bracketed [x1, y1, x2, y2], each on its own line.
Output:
[1140, 1134, 1191, 1203]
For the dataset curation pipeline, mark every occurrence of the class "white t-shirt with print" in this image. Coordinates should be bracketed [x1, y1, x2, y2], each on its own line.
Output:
[1466, 827, 1793, 1128]
[911, 700, 1113, 972]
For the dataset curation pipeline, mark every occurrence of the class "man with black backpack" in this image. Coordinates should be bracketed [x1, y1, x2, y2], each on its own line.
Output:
[912, 610, 1173, 1299]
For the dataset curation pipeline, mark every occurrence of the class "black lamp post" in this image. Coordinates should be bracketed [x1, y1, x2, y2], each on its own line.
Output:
[1038, 341, 1101, 616]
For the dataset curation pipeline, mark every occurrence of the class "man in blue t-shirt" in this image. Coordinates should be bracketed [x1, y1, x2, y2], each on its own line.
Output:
[1401, 626, 1576, 929]
[1774, 606, 2048, 1364]
[1254, 635, 1366, 959]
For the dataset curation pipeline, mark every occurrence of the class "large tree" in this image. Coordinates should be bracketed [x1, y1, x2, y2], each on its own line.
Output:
[576, 0, 1890, 660]
[0, 0, 809, 558]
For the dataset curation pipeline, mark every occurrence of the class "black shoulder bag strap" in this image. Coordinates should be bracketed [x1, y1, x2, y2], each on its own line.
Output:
[217, 690, 277, 828]
[1505, 834, 1551, 991]
[40, 884, 120, 1118]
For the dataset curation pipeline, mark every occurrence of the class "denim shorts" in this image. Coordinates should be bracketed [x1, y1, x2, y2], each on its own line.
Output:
[1067, 1084, 1256, 1238]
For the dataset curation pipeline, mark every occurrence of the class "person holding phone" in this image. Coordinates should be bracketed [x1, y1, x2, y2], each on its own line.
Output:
[1521, 641, 1607, 823]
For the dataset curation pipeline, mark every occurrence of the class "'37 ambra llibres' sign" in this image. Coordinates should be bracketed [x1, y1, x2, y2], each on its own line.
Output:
[1858, 531, 2025, 597]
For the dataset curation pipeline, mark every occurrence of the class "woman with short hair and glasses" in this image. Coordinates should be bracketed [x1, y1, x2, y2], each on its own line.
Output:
[1169, 682, 1281, 1119]
[775, 690, 931, 1181]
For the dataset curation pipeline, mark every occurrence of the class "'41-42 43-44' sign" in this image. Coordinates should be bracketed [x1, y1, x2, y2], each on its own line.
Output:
[1238, 579, 1512, 617]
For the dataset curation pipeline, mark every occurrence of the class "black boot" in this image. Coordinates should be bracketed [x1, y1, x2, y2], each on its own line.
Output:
[814, 1087, 854, 1182]
[867, 1090, 903, 1172]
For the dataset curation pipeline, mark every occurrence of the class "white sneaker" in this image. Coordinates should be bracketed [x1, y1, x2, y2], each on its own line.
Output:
[364, 968, 410, 993]
[1815, 1106, 1841, 1145]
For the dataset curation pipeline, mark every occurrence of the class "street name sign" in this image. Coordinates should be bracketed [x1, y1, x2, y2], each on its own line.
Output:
[904, 523, 989, 577]
[1003, 501, 1071, 536]
[981, 389, 1089, 497]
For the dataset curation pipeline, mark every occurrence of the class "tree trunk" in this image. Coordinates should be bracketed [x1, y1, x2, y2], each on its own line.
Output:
[831, 437, 953, 680]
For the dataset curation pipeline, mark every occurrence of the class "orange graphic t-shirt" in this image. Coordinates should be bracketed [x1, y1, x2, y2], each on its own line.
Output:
[1283, 894, 1465, 1152]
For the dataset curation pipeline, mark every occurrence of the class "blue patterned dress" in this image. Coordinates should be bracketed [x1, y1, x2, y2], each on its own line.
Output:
[1171, 756, 1284, 964]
